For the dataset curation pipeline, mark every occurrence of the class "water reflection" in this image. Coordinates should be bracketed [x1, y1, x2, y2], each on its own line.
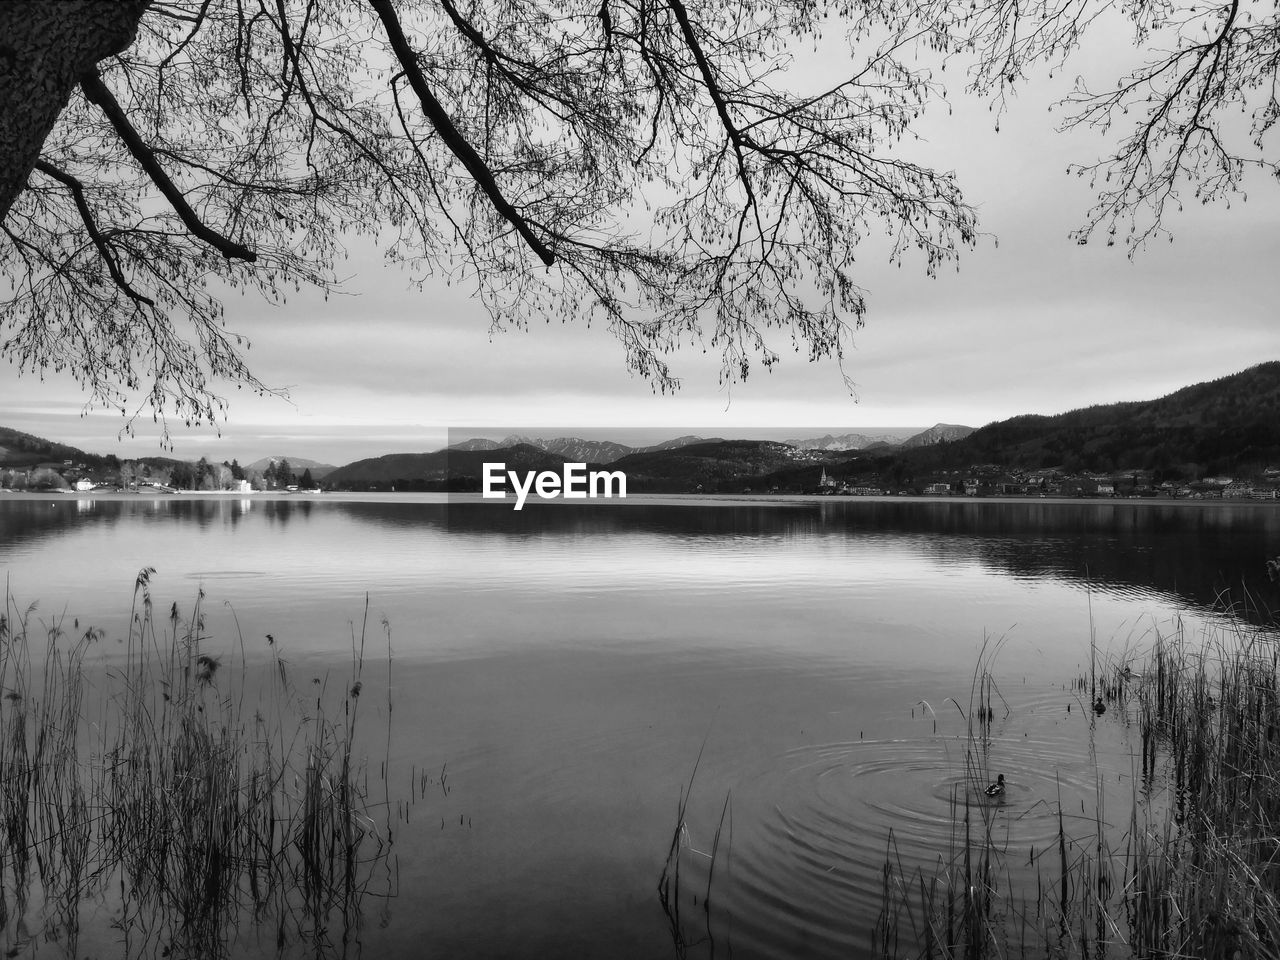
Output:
[2, 496, 1276, 626]
[811, 499, 1279, 617]
[0, 494, 321, 544]
[428, 498, 1276, 619]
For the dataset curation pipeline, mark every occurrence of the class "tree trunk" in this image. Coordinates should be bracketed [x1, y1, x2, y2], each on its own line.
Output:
[0, 1, 149, 224]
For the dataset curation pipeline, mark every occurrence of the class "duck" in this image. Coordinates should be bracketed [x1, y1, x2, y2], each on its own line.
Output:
[984, 774, 1005, 797]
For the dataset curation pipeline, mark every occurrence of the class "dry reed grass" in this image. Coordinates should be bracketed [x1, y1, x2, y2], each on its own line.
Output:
[0, 568, 395, 958]
[877, 599, 1280, 959]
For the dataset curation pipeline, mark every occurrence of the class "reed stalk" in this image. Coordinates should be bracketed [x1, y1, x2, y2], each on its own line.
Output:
[0, 577, 394, 958]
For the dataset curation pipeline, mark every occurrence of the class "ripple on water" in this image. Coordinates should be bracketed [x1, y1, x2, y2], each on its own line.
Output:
[674, 724, 1121, 959]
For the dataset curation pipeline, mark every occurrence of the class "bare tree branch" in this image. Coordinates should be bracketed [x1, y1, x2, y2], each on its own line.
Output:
[0, 0, 991, 434]
[79, 66, 257, 261]
[32, 159, 156, 306]
[368, 0, 555, 267]
[957, 0, 1279, 249]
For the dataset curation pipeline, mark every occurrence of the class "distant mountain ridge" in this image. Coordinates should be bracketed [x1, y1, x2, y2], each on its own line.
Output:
[501, 435, 634, 464]
[783, 425, 971, 451]
[322, 443, 569, 490]
[606, 439, 805, 493]
[447, 433, 711, 464]
[894, 362, 1280, 476]
[786, 432, 911, 451]
[901, 424, 975, 448]
[643, 435, 713, 453]
[246, 455, 338, 478]
[6, 362, 1276, 491]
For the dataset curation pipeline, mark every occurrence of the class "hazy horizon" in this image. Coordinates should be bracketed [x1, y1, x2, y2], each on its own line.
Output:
[8, 422, 943, 466]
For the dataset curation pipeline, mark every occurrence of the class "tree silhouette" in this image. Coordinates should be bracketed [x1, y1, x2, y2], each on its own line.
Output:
[2, 1, 1273, 439]
[170, 460, 195, 489]
[950, 0, 1280, 248]
[0, 1, 977, 437]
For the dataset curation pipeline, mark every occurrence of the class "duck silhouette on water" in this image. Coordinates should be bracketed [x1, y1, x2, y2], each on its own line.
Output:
[984, 774, 1005, 797]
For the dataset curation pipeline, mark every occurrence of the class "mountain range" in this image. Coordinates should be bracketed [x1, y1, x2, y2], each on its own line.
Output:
[443, 426, 970, 466]
[321, 445, 569, 490]
[900, 423, 975, 449]
[784, 431, 918, 450]
[447, 433, 710, 463]
[245, 455, 338, 479]
[300, 364, 1280, 491]
[3, 362, 1278, 491]
[896, 363, 1280, 477]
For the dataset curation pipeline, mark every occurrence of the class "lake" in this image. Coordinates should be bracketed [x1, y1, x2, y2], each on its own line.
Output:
[1, 493, 1277, 958]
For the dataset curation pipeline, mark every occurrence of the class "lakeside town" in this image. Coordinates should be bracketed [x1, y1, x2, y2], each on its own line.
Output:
[812, 465, 1280, 501]
[0, 456, 315, 495]
[4, 452, 1280, 502]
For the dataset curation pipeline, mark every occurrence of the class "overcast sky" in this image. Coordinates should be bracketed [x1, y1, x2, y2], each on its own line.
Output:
[2, 17, 1277, 467]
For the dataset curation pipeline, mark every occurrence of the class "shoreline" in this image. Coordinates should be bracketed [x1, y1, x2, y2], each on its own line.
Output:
[1, 489, 1277, 509]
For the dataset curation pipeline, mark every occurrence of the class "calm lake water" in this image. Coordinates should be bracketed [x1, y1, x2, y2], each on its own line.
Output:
[1, 493, 1278, 958]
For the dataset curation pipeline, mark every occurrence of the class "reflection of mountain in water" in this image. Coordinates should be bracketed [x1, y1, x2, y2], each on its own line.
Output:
[815, 499, 1279, 619]
[336, 498, 1279, 623]
[337, 498, 826, 542]
[3, 496, 1276, 626]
